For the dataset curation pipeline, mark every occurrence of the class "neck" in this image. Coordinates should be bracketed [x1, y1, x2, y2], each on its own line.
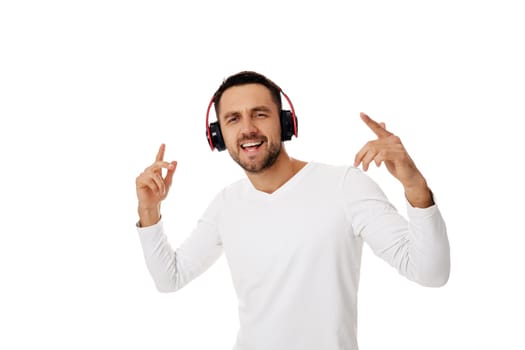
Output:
[245, 146, 307, 194]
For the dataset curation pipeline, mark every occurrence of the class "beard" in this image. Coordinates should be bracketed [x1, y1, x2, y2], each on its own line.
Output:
[229, 137, 282, 174]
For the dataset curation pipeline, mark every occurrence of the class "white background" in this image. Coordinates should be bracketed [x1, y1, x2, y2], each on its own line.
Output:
[1, 1, 524, 349]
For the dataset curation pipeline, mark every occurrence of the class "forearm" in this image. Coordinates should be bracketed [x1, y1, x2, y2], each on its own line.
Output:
[137, 221, 180, 292]
[137, 215, 224, 293]
[404, 204, 450, 287]
[359, 203, 450, 287]
[345, 167, 450, 287]
[401, 174, 450, 284]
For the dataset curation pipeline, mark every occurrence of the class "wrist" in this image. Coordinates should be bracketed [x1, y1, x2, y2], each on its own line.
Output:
[404, 180, 434, 208]
[138, 205, 161, 227]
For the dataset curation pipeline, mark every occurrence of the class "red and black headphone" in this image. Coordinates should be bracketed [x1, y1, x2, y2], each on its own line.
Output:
[205, 90, 298, 151]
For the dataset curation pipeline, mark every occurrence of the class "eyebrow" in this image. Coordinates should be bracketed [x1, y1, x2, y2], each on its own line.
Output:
[221, 105, 273, 120]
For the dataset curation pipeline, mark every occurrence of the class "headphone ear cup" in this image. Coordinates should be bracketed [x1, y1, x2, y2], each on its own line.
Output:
[208, 121, 226, 151]
[280, 110, 297, 141]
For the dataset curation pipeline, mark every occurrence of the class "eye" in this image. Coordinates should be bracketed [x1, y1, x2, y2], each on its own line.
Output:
[255, 112, 268, 118]
[226, 115, 239, 124]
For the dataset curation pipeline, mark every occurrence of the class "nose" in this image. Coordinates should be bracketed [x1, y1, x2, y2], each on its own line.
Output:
[239, 114, 258, 135]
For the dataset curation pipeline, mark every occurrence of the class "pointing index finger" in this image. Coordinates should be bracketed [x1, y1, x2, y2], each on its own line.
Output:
[360, 112, 392, 138]
[156, 143, 166, 162]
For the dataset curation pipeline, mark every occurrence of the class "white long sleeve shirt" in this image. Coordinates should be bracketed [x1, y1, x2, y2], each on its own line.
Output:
[137, 162, 450, 350]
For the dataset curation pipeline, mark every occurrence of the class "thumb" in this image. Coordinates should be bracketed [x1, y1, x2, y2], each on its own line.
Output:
[164, 161, 178, 190]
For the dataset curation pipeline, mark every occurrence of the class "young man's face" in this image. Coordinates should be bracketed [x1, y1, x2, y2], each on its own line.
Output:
[218, 84, 282, 173]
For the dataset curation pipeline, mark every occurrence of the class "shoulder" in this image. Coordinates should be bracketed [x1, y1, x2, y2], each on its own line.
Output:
[308, 161, 368, 184]
[201, 178, 247, 219]
[308, 161, 385, 196]
[341, 166, 387, 201]
[307, 161, 349, 178]
[213, 177, 251, 202]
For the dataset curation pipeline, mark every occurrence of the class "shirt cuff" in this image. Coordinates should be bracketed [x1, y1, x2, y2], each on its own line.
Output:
[136, 217, 163, 232]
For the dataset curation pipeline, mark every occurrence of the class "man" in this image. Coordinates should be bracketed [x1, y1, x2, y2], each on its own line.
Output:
[135, 71, 450, 350]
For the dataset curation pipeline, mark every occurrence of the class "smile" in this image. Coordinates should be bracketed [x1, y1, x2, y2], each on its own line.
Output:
[240, 141, 264, 150]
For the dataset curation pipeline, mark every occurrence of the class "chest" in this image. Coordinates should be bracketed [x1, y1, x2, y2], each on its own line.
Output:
[218, 193, 352, 279]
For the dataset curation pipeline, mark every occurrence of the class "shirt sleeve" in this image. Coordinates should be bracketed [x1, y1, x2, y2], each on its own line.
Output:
[136, 191, 224, 293]
[342, 167, 450, 287]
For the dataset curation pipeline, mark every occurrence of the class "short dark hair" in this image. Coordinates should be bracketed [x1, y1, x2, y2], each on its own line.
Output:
[213, 71, 282, 116]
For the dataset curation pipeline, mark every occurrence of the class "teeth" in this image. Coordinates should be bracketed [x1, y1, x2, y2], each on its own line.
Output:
[241, 141, 263, 148]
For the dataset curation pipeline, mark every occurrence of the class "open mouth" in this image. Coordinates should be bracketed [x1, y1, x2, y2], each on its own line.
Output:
[240, 141, 264, 151]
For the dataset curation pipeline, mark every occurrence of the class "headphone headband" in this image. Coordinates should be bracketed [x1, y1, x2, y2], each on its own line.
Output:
[205, 95, 217, 151]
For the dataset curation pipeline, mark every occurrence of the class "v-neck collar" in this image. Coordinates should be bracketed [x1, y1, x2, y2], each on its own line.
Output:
[244, 161, 314, 199]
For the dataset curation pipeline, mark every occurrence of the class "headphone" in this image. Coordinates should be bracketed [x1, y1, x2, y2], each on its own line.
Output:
[205, 89, 298, 151]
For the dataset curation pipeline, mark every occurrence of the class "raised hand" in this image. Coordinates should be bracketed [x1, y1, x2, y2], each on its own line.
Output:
[354, 112, 433, 207]
[135, 144, 177, 226]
